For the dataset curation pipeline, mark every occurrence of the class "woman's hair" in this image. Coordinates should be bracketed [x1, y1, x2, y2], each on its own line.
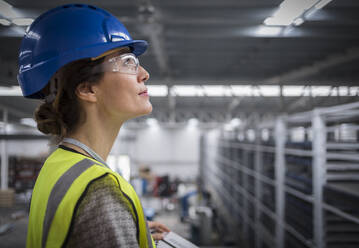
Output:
[34, 57, 105, 143]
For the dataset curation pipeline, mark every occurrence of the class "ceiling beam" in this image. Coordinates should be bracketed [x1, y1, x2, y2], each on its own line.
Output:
[146, 23, 169, 76]
[136, 0, 170, 77]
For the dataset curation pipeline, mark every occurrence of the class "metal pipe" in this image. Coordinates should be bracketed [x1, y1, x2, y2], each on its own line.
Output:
[1, 108, 8, 190]
[254, 130, 263, 248]
[312, 110, 326, 248]
[275, 117, 286, 248]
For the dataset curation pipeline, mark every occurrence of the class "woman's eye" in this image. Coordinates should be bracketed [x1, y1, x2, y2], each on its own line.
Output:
[123, 57, 135, 65]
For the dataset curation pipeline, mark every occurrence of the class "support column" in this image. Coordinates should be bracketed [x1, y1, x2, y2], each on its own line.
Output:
[168, 86, 176, 123]
[275, 117, 286, 248]
[312, 110, 326, 248]
[255, 129, 263, 248]
[242, 148, 249, 239]
[1, 109, 8, 190]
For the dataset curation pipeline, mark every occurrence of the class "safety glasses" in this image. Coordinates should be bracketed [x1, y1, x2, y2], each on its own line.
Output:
[92, 53, 139, 75]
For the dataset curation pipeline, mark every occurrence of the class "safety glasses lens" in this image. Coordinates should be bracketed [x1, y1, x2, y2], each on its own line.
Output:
[109, 53, 139, 74]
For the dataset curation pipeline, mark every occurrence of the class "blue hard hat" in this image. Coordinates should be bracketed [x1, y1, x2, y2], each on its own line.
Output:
[18, 4, 148, 99]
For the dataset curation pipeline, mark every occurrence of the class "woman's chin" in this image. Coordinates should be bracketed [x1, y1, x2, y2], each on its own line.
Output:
[141, 106, 153, 117]
[130, 105, 153, 119]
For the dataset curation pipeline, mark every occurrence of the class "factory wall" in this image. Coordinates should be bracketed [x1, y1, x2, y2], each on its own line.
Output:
[111, 125, 201, 181]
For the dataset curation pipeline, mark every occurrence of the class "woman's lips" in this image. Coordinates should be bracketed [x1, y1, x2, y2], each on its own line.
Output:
[139, 91, 148, 96]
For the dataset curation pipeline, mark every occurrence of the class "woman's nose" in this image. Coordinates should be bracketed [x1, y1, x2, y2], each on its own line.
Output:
[138, 66, 150, 83]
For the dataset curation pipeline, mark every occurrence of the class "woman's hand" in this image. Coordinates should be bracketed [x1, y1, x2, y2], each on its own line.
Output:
[148, 221, 171, 240]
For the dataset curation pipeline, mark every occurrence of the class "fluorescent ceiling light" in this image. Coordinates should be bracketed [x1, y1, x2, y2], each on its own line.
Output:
[0, 85, 355, 98]
[231, 85, 252, 96]
[338, 87, 349, 97]
[315, 0, 333, 9]
[0, 86, 22, 96]
[349, 87, 359, 96]
[258, 86, 280, 96]
[293, 18, 304, 26]
[255, 26, 282, 36]
[202, 85, 232, 97]
[20, 118, 36, 127]
[283, 86, 308, 96]
[311, 86, 332, 96]
[147, 85, 168, 97]
[264, 0, 318, 26]
[0, 0, 17, 19]
[171, 85, 203, 97]
[0, 0, 11, 9]
[256, 26, 283, 36]
[0, 18, 11, 26]
[12, 18, 34, 26]
[264, 17, 291, 26]
[279, 0, 317, 12]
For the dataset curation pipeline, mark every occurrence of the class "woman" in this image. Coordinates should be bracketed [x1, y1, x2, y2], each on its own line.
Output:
[18, 4, 169, 248]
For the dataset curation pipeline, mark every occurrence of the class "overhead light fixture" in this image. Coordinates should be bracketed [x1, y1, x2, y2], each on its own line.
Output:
[264, 0, 320, 27]
[20, 118, 36, 127]
[311, 86, 332, 96]
[0, 86, 22, 96]
[255, 26, 283, 36]
[202, 85, 232, 97]
[12, 18, 34, 26]
[282, 86, 308, 96]
[258, 86, 281, 96]
[171, 85, 203, 97]
[0, 1, 34, 27]
[0, 0, 17, 19]
[264, 17, 291, 26]
[293, 18, 304, 26]
[0, 18, 11, 26]
[315, 0, 333, 9]
[0, 85, 355, 98]
[147, 85, 168, 97]
[231, 85, 252, 96]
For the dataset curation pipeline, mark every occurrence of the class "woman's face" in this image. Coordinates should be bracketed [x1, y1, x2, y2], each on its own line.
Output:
[93, 48, 152, 122]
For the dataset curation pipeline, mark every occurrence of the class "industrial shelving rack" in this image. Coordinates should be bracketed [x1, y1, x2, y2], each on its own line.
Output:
[199, 101, 359, 248]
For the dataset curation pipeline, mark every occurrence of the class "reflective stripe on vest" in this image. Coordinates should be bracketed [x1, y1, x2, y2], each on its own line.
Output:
[42, 158, 98, 248]
[27, 148, 155, 248]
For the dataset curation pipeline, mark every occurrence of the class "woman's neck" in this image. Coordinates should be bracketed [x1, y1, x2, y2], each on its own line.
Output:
[64, 114, 123, 161]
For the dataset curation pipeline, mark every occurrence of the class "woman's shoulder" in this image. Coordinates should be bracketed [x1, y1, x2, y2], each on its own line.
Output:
[66, 174, 139, 247]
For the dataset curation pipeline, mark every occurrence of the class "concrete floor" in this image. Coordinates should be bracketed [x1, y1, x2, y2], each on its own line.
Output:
[0, 203, 28, 248]
[0, 198, 191, 248]
[0, 198, 234, 247]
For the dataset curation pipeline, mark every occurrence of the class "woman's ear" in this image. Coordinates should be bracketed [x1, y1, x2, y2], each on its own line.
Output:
[75, 82, 97, 103]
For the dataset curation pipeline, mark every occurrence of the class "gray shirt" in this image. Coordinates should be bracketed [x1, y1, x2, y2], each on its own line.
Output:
[66, 175, 140, 248]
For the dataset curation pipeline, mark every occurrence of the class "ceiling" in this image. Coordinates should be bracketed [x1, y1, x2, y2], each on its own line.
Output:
[0, 0, 359, 124]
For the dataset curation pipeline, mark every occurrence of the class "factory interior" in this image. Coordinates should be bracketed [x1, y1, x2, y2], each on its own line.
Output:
[0, 0, 359, 247]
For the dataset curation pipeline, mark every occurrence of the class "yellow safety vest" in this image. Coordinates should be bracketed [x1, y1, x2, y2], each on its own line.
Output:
[27, 147, 156, 248]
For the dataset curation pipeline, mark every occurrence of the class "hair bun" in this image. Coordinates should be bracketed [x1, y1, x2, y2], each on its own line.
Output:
[34, 102, 65, 136]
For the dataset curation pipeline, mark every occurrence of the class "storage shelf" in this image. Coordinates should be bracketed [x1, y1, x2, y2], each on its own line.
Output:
[200, 101, 359, 248]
